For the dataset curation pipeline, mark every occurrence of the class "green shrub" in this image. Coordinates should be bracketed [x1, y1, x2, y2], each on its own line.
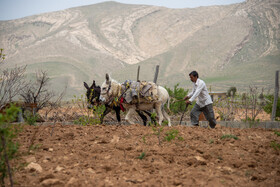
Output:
[165, 84, 189, 114]
[24, 111, 39, 126]
[274, 131, 280, 137]
[137, 152, 146, 160]
[72, 95, 105, 125]
[227, 87, 237, 97]
[164, 129, 183, 142]
[149, 112, 158, 126]
[263, 94, 280, 120]
[270, 141, 280, 150]
[74, 114, 101, 125]
[221, 134, 238, 140]
[0, 104, 21, 186]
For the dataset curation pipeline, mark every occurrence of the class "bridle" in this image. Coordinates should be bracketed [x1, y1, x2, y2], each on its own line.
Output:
[101, 81, 113, 104]
[87, 88, 98, 105]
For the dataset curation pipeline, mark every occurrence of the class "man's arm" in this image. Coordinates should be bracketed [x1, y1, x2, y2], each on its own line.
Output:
[184, 84, 195, 100]
[189, 81, 205, 102]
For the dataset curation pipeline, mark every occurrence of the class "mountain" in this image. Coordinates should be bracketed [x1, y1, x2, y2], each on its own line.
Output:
[0, 0, 279, 99]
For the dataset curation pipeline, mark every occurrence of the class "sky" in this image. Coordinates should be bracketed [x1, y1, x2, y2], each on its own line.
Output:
[0, 0, 246, 21]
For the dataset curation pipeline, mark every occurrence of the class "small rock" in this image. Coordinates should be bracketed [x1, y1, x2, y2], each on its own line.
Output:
[173, 179, 182, 186]
[25, 156, 36, 163]
[87, 168, 95, 174]
[39, 174, 55, 182]
[223, 166, 233, 172]
[66, 177, 78, 186]
[44, 155, 51, 160]
[195, 156, 206, 162]
[196, 149, 204, 154]
[110, 135, 120, 143]
[55, 165, 64, 172]
[49, 148, 54, 152]
[41, 179, 63, 186]
[25, 162, 43, 173]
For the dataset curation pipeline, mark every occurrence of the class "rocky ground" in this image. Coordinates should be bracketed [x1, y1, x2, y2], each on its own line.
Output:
[8, 123, 280, 186]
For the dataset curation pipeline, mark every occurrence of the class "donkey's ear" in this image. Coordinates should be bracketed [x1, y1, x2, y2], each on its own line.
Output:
[91, 80, 96, 88]
[105, 73, 110, 82]
[84, 82, 89, 89]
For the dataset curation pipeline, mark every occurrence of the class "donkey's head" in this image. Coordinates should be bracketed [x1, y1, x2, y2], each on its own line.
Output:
[83, 80, 101, 109]
[99, 73, 120, 104]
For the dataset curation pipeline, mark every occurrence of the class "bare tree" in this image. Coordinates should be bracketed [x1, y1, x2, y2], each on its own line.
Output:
[20, 70, 66, 113]
[0, 66, 27, 109]
[240, 86, 266, 121]
[214, 86, 267, 122]
[41, 88, 67, 122]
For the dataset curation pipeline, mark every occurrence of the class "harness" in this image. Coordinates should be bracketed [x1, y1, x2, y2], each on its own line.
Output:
[102, 82, 132, 112]
[101, 81, 120, 106]
[100, 81, 112, 100]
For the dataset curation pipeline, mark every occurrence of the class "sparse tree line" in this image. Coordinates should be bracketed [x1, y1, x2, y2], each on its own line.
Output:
[214, 86, 280, 122]
[0, 48, 279, 124]
[0, 49, 66, 123]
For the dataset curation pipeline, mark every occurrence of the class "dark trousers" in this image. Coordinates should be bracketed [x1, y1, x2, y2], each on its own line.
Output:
[190, 103, 216, 128]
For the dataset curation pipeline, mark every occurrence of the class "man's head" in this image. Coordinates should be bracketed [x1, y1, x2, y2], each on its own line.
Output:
[189, 71, 199, 83]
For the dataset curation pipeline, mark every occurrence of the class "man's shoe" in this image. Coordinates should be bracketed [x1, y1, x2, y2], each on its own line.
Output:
[192, 124, 199, 127]
[209, 124, 216, 129]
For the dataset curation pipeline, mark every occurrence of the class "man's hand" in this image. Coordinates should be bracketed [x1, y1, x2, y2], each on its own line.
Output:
[185, 100, 192, 104]
[183, 96, 189, 100]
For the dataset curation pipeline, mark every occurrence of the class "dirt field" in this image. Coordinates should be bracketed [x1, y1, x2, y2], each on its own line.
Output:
[8, 122, 279, 187]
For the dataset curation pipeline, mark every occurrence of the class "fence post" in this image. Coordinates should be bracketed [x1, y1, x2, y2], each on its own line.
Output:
[137, 65, 140, 81]
[153, 65, 159, 83]
[271, 70, 279, 121]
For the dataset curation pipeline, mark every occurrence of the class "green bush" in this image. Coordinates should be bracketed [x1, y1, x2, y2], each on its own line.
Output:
[148, 112, 158, 126]
[270, 141, 280, 150]
[165, 84, 189, 114]
[137, 152, 146, 160]
[262, 94, 280, 120]
[0, 104, 21, 186]
[74, 114, 101, 125]
[221, 134, 238, 140]
[274, 131, 280, 137]
[72, 95, 105, 125]
[24, 111, 39, 126]
[164, 129, 183, 142]
[227, 87, 237, 97]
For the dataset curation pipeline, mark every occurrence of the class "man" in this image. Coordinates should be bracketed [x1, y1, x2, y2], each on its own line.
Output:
[184, 71, 216, 128]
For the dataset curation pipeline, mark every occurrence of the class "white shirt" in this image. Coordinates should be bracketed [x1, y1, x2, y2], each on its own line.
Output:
[187, 78, 213, 107]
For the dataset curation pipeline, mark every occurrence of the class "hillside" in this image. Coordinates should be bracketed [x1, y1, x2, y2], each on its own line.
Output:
[0, 0, 279, 99]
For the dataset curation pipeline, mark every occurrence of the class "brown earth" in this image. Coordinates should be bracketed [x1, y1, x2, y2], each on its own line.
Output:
[9, 123, 280, 186]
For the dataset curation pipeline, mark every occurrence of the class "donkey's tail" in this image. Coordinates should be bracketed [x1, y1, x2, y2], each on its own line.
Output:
[166, 96, 171, 113]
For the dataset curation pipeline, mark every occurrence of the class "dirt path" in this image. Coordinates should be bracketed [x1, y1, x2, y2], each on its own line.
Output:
[10, 124, 280, 186]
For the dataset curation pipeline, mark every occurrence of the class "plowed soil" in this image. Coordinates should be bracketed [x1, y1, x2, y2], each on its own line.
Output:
[11, 123, 280, 186]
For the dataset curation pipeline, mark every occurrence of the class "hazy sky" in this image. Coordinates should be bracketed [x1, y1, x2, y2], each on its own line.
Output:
[0, 0, 246, 20]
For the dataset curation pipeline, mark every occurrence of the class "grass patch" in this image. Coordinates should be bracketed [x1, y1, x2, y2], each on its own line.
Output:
[164, 129, 183, 142]
[221, 134, 238, 140]
[270, 141, 280, 151]
[274, 131, 280, 137]
[137, 152, 146, 160]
